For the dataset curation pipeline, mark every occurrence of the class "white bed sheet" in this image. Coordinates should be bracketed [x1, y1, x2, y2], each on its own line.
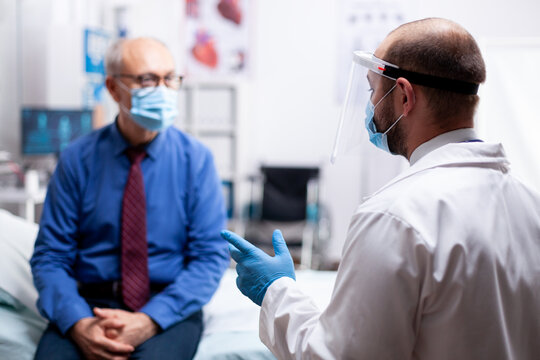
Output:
[194, 268, 337, 359]
[0, 290, 47, 360]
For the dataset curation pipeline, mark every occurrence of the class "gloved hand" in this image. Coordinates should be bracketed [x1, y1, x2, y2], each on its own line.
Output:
[221, 229, 296, 306]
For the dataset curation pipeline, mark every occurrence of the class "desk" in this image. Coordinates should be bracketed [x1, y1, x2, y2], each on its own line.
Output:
[0, 187, 47, 223]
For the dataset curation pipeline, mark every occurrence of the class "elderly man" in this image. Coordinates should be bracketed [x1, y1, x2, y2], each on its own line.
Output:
[31, 37, 229, 360]
[222, 18, 540, 359]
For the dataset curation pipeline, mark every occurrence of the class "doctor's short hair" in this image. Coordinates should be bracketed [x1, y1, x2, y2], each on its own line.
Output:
[383, 18, 486, 124]
[104, 37, 169, 75]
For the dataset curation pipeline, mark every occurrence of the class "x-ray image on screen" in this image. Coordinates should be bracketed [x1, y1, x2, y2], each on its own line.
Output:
[21, 108, 94, 155]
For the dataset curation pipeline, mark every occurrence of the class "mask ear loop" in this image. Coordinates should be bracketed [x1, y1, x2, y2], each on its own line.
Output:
[373, 83, 397, 108]
[383, 114, 404, 135]
[373, 83, 403, 134]
[114, 79, 135, 118]
[118, 102, 132, 117]
[115, 79, 130, 92]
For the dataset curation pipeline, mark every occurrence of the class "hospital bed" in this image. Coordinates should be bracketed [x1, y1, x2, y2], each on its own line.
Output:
[0, 209, 336, 359]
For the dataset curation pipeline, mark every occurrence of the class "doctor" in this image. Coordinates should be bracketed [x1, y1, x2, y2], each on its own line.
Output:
[222, 18, 540, 359]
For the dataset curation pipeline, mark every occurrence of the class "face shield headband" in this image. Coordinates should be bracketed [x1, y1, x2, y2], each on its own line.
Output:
[330, 51, 480, 163]
[356, 51, 479, 95]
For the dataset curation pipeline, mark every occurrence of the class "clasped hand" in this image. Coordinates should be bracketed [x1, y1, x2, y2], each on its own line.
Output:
[70, 308, 159, 360]
[221, 229, 296, 306]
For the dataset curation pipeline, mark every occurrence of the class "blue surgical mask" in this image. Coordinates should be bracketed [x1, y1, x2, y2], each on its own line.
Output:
[365, 84, 403, 154]
[119, 84, 179, 132]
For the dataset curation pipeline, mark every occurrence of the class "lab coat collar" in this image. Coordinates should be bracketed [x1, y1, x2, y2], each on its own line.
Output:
[409, 128, 479, 165]
[110, 116, 168, 161]
[365, 142, 510, 200]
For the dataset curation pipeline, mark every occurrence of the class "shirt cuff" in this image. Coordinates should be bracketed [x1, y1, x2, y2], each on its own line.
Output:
[56, 301, 93, 335]
[140, 296, 178, 330]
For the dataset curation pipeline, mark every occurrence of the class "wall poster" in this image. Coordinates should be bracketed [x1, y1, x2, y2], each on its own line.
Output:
[185, 0, 252, 78]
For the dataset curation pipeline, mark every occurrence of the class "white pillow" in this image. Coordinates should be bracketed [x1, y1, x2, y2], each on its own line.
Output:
[0, 209, 40, 315]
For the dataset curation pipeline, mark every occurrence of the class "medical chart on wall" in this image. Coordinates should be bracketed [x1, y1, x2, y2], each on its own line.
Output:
[185, 0, 251, 78]
[336, 0, 409, 103]
[83, 28, 111, 128]
[83, 28, 110, 106]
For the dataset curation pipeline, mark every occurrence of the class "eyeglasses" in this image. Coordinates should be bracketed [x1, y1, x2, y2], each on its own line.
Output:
[113, 73, 184, 90]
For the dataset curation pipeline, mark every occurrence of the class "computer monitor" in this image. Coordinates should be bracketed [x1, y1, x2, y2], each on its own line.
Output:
[21, 108, 94, 155]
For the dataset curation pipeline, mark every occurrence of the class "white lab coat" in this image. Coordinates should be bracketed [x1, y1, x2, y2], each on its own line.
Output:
[259, 142, 540, 360]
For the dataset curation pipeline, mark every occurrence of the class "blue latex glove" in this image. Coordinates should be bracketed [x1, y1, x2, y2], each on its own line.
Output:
[221, 229, 296, 306]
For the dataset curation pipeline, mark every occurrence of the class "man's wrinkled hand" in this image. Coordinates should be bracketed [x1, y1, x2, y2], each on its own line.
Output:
[69, 317, 134, 360]
[93, 308, 159, 348]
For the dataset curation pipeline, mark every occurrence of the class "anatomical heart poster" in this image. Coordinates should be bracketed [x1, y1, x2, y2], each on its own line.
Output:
[185, 0, 251, 78]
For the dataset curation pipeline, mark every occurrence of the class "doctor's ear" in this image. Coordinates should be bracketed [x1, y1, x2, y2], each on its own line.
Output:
[396, 77, 416, 116]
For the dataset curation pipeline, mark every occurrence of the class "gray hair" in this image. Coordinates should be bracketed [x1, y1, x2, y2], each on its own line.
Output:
[104, 37, 170, 76]
[105, 38, 127, 75]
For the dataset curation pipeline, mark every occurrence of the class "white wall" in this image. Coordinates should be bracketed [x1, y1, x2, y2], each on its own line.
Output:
[0, 0, 19, 158]
[246, 0, 404, 261]
[21, 0, 86, 108]
[100, 0, 184, 68]
[411, 0, 540, 38]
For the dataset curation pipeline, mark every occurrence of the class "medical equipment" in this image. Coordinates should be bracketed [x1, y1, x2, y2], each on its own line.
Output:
[21, 108, 94, 156]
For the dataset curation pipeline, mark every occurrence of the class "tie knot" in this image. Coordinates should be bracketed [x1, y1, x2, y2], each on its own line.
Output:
[126, 147, 146, 164]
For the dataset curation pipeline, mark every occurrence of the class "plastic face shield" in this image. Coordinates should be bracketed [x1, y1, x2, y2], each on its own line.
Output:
[331, 51, 396, 164]
[330, 51, 480, 163]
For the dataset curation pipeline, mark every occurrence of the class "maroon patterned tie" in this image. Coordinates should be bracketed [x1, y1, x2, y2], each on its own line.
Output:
[121, 147, 150, 311]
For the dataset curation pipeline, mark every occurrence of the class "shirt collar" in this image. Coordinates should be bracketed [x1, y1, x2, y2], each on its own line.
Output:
[409, 128, 479, 166]
[110, 119, 131, 157]
[144, 127, 168, 160]
[110, 117, 169, 160]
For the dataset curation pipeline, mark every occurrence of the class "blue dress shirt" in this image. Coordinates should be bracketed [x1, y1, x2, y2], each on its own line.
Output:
[31, 122, 230, 334]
